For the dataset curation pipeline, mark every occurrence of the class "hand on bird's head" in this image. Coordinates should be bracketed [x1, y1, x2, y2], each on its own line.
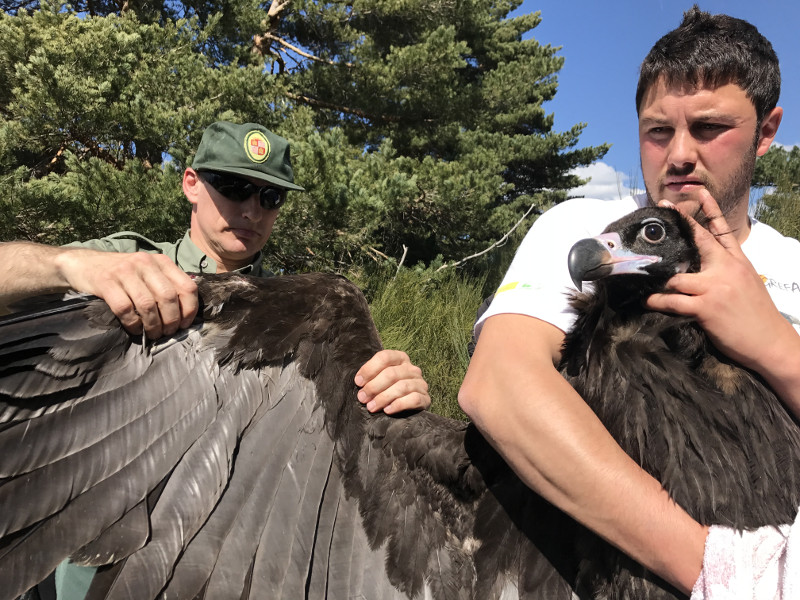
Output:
[645, 190, 797, 376]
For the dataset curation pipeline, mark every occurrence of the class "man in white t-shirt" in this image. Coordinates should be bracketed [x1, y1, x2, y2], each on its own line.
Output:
[477, 193, 800, 339]
[459, 7, 800, 598]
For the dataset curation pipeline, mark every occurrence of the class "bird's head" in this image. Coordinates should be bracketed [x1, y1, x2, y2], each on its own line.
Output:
[568, 206, 701, 298]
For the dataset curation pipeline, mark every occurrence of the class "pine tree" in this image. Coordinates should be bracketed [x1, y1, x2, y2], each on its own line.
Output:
[753, 145, 800, 240]
[0, 0, 607, 274]
[269, 0, 607, 270]
[0, 1, 289, 244]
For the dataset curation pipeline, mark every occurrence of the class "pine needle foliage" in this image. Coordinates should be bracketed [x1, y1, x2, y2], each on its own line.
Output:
[363, 267, 487, 421]
[1, 0, 606, 274]
[753, 145, 800, 240]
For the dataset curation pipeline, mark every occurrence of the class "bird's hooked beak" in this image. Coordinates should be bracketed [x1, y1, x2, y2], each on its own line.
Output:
[568, 233, 662, 291]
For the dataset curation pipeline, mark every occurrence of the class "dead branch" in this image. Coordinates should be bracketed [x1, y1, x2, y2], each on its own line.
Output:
[367, 246, 391, 261]
[394, 244, 408, 279]
[265, 33, 353, 68]
[435, 203, 541, 272]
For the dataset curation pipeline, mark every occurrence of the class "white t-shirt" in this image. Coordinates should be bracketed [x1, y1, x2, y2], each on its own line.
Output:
[476, 194, 800, 337]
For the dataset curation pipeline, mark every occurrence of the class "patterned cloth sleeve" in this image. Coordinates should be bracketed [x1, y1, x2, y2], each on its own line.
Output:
[691, 508, 800, 599]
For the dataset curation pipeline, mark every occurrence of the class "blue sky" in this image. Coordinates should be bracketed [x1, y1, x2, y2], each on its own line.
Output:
[514, 0, 800, 200]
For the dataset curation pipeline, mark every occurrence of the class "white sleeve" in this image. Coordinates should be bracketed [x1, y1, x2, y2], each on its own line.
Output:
[691, 508, 800, 600]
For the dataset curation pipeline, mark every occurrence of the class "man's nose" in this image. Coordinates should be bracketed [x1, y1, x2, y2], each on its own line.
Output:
[241, 195, 263, 221]
[666, 129, 698, 171]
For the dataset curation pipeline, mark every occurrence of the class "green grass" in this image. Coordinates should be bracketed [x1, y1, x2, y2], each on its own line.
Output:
[362, 268, 487, 421]
[754, 189, 800, 241]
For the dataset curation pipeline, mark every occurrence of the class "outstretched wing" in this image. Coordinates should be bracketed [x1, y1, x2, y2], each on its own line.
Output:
[0, 273, 576, 600]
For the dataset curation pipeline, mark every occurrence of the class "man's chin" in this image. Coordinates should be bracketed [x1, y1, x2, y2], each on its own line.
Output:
[220, 240, 262, 261]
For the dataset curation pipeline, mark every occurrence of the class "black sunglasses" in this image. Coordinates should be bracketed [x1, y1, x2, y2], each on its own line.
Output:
[198, 171, 287, 210]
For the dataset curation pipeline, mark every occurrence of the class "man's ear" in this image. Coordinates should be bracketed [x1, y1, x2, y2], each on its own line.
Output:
[183, 168, 201, 206]
[756, 107, 783, 156]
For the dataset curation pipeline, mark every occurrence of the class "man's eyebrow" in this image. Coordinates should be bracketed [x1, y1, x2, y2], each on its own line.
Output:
[639, 116, 671, 127]
[639, 112, 739, 126]
[691, 113, 739, 123]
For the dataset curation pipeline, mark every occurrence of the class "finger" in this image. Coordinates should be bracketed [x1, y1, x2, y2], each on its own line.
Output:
[100, 285, 143, 335]
[659, 194, 742, 256]
[354, 349, 410, 387]
[156, 257, 199, 329]
[138, 272, 183, 337]
[656, 272, 709, 297]
[645, 291, 700, 317]
[141, 258, 200, 335]
[364, 379, 430, 413]
[357, 363, 425, 402]
[379, 392, 432, 415]
[120, 276, 165, 340]
[691, 190, 743, 254]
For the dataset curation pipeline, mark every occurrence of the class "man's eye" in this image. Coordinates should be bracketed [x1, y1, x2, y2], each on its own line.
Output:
[695, 123, 728, 136]
[647, 126, 671, 137]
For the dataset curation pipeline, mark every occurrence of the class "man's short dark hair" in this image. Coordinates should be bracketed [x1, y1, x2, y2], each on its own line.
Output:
[636, 5, 780, 122]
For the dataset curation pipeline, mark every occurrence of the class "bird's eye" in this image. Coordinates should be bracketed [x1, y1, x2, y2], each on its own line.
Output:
[641, 222, 666, 243]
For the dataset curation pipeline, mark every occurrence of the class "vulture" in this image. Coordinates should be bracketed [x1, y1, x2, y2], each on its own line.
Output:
[2, 206, 799, 600]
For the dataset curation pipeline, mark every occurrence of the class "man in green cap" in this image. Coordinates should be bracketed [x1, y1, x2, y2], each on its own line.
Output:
[0, 120, 429, 414]
[0, 121, 431, 598]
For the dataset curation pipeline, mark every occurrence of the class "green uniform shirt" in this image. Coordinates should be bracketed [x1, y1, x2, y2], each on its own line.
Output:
[54, 230, 269, 600]
[65, 230, 270, 277]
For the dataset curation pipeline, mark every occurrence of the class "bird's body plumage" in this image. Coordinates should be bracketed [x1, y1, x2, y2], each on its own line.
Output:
[2, 207, 798, 600]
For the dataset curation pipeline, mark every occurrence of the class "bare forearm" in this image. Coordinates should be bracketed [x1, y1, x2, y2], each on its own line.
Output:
[0, 241, 199, 340]
[0, 242, 77, 311]
[459, 315, 707, 594]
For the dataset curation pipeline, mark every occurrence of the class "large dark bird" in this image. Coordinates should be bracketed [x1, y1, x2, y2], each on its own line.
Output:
[561, 206, 800, 597]
[1, 206, 798, 600]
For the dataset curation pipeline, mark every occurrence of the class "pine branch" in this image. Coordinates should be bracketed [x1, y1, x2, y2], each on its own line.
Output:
[267, 0, 292, 20]
[285, 91, 401, 123]
[263, 33, 354, 68]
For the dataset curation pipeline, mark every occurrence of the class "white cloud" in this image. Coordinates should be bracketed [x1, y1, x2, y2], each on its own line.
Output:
[568, 162, 644, 201]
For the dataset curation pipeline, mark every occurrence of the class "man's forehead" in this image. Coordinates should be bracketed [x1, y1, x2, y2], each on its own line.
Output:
[638, 79, 755, 117]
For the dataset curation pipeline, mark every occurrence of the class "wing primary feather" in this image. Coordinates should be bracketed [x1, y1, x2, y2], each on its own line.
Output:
[162, 368, 314, 599]
[0, 357, 215, 538]
[249, 412, 334, 598]
[0, 382, 218, 599]
[201, 378, 318, 599]
[103, 366, 266, 600]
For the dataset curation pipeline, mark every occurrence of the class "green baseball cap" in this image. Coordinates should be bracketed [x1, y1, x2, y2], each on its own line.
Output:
[191, 121, 305, 191]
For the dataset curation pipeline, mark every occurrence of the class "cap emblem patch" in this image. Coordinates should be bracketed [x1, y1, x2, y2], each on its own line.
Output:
[244, 130, 270, 164]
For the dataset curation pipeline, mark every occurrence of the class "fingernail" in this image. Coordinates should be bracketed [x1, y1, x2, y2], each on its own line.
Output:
[367, 400, 377, 412]
[357, 390, 367, 403]
[659, 200, 676, 208]
[354, 375, 364, 386]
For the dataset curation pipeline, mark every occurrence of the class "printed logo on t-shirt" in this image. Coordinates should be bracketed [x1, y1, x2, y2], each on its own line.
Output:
[497, 281, 537, 294]
[761, 274, 800, 294]
[760, 274, 800, 328]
